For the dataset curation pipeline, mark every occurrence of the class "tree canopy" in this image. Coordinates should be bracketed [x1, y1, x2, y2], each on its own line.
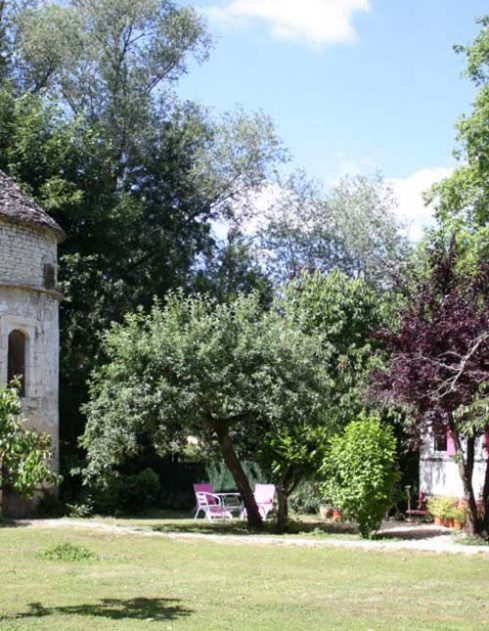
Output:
[0, 0, 286, 468]
[373, 243, 489, 534]
[81, 291, 331, 529]
[258, 172, 410, 288]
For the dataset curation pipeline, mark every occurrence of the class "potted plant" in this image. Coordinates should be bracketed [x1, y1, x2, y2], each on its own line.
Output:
[332, 508, 343, 522]
[319, 504, 334, 520]
[427, 496, 457, 526]
[427, 496, 443, 526]
[451, 505, 466, 530]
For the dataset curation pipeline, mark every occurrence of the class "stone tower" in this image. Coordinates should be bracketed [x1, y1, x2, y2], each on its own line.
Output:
[0, 171, 65, 516]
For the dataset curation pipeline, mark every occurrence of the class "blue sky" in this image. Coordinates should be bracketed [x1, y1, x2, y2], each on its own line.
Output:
[177, 1, 489, 237]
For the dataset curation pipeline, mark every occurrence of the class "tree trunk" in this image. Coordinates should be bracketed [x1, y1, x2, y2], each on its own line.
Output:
[276, 485, 288, 532]
[451, 427, 481, 534]
[481, 442, 489, 533]
[215, 425, 263, 530]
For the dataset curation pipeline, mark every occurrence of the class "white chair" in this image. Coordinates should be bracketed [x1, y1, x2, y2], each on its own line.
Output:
[241, 484, 276, 520]
[194, 487, 232, 520]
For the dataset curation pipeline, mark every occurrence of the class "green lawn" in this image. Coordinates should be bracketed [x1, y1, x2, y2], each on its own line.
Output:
[1, 524, 489, 630]
[77, 510, 362, 539]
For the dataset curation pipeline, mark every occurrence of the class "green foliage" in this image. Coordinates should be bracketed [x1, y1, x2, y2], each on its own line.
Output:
[324, 415, 400, 538]
[81, 291, 329, 485]
[0, 0, 287, 495]
[89, 467, 160, 515]
[289, 480, 325, 515]
[80, 291, 330, 528]
[258, 423, 329, 495]
[0, 385, 59, 500]
[205, 461, 265, 492]
[426, 496, 459, 520]
[285, 269, 394, 427]
[427, 17, 489, 267]
[38, 542, 99, 562]
[120, 468, 160, 514]
[259, 172, 410, 287]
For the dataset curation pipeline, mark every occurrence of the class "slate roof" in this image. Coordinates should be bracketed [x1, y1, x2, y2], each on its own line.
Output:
[0, 170, 65, 240]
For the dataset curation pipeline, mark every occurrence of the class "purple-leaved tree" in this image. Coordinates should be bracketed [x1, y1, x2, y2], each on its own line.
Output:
[373, 242, 489, 534]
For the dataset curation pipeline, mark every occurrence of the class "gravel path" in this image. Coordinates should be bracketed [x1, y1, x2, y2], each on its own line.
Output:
[10, 518, 489, 557]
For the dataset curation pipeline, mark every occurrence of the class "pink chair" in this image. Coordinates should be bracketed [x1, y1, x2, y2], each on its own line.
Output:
[193, 483, 232, 520]
[255, 484, 275, 520]
[241, 484, 276, 520]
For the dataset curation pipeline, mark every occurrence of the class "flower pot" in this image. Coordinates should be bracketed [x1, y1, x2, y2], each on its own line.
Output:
[434, 516, 443, 526]
[444, 518, 455, 528]
[453, 520, 464, 530]
[332, 509, 342, 522]
[319, 505, 333, 520]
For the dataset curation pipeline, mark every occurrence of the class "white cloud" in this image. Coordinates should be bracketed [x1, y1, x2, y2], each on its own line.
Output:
[204, 0, 371, 48]
[390, 167, 453, 241]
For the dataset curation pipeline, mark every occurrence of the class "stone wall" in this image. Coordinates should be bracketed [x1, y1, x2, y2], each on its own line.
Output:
[0, 220, 57, 288]
[0, 219, 60, 516]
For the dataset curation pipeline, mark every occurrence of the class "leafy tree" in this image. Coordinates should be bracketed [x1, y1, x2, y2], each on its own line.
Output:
[81, 292, 330, 529]
[373, 243, 489, 534]
[258, 423, 329, 531]
[14, 0, 210, 156]
[428, 16, 489, 267]
[259, 172, 410, 288]
[285, 269, 392, 427]
[193, 228, 273, 306]
[324, 414, 400, 538]
[0, 0, 286, 476]
[0, 385, 58, 510]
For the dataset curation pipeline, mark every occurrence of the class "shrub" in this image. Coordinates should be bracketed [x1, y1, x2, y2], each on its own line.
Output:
[324, 414, 400, 538]
[34, 491, 66, 518]
[289, 481, 324, 514]
[119, 468, 160, 513]
[38, 543, 99, 562]
[427, 496, 458, 520]
[90, 467, 160, 515]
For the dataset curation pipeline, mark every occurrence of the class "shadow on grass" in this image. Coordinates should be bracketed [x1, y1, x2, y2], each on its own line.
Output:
[0, 517, 30, 529]
[12, 597, 192, 622]
[149, 517, 359, 537]
[374, 527, 449, 541]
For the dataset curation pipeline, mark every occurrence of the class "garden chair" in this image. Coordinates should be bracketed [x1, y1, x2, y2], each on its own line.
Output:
[241, 484, 276, 520]
[193, 484, 232, 520]
[405, 488, 429, 519]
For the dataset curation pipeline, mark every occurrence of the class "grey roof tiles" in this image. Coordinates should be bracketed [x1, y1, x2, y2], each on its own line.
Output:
[0, 170, 65, 240]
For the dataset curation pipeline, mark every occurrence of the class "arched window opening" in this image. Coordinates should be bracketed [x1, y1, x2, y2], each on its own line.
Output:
[8, 330, 26, 397]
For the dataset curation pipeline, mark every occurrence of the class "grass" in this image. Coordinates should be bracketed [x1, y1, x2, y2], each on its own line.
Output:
[1, 523, 489, 630]
[73, 510, 362, 539]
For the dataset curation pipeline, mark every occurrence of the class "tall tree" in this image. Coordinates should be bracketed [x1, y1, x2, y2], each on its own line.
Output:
[81, 292, 330, 530]
[285, 269, 393, 427]
[258, 172, 410, 288]
[373, 243, 489, 534]
[428, 16, 489, 267]
[0, 0, 286, 472]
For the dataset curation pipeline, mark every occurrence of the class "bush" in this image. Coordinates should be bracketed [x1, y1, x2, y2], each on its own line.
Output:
[90, 467, 160, 515]
[34, 491, 66, 518]
[324, 414, 400, 538]
[289, 481, 324, 514]
[38, 542, 99, 562]
[119, 467, 160, 513]
[427, 496, 457, 520]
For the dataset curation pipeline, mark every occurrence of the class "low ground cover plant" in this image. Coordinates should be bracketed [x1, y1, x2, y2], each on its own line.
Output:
[38, 542, 100, 562]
